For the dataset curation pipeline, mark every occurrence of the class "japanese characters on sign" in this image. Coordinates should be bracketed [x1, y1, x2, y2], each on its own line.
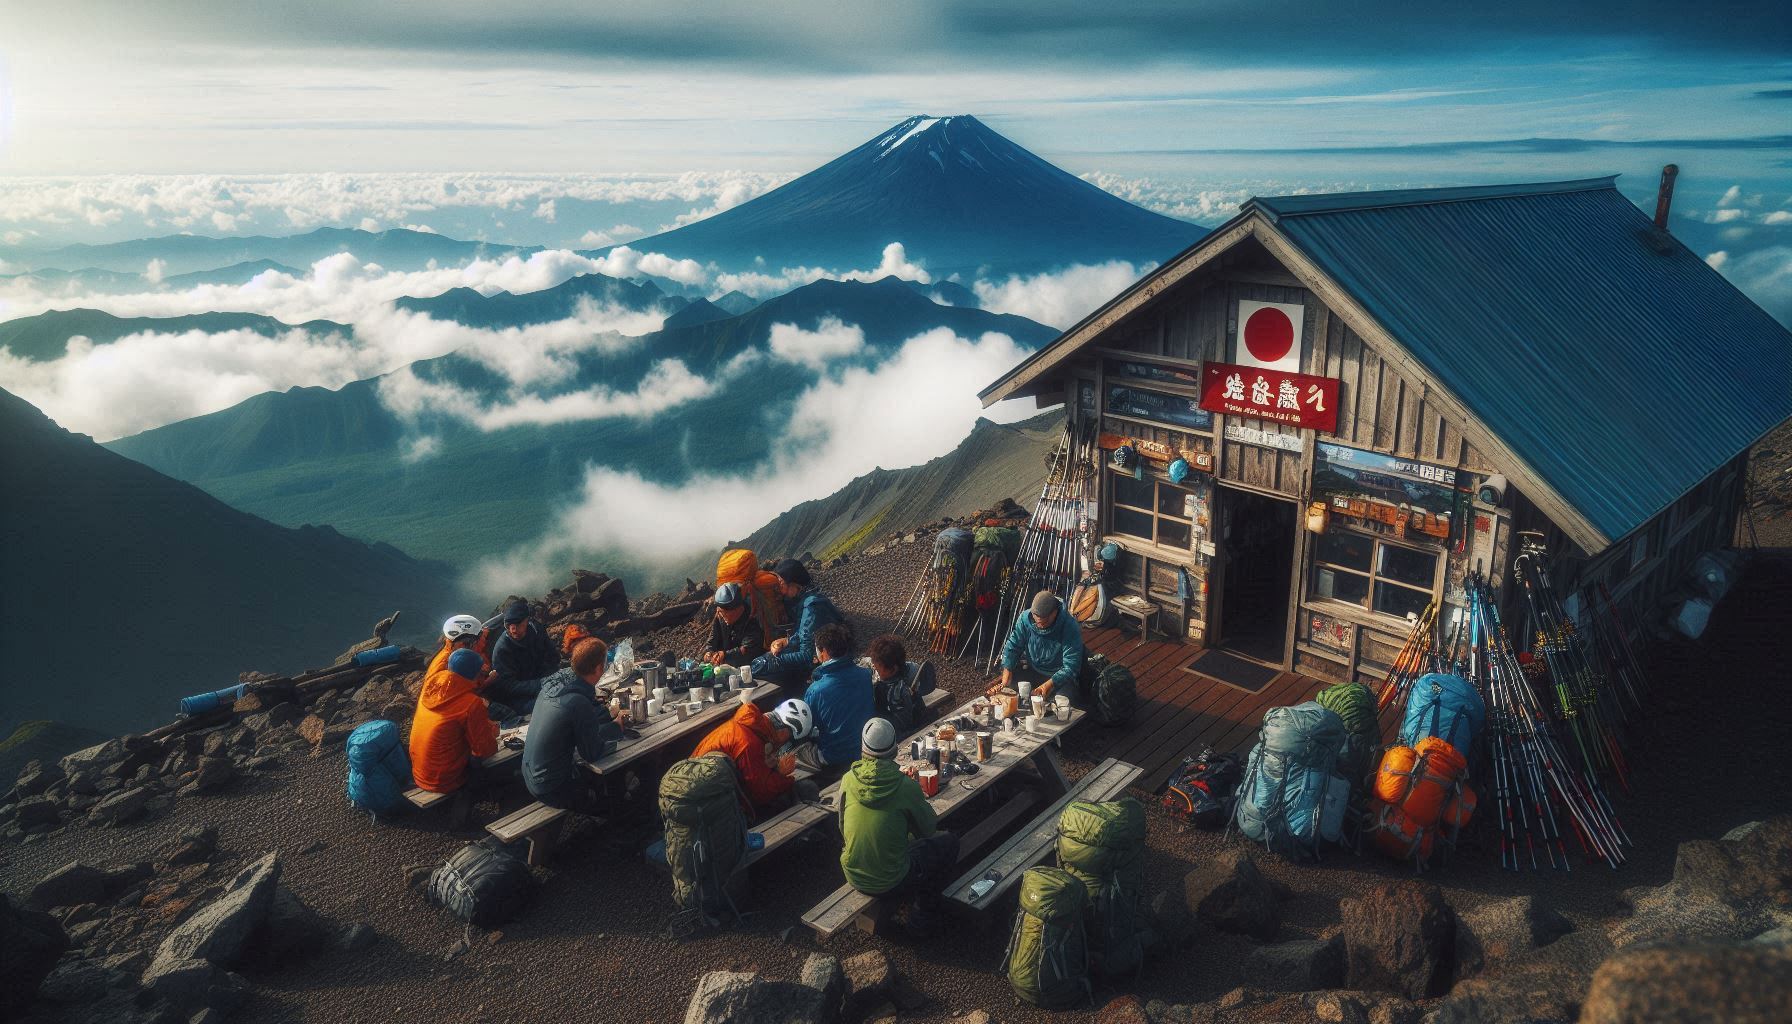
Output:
[1199, 360, 1340, 433]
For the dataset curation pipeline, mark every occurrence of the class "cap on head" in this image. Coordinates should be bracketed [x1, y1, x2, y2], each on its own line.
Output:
[503, 599, 529, 624]
[772, 558, 811, 588]
[447, 648, 483, 680]
[1030, 590, 1061, 619]
[442, 614, 482, 641]
[861, 718, 898, 760]
[714, 582, 745, 609]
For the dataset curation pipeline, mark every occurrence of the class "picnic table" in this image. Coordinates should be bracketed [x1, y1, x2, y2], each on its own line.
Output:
[584, 681, 783, 777]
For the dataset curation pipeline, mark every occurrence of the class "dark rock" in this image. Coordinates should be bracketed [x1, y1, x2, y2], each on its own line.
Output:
[1340, 880, 1455, 999]
[67, 770, 101, 795]
[1429, 959, 1585, 1024]
[338, 923, 378, 952]
[1183, 848, 1282, 940]
[161, 825, 218, 867]
[247, 885, 336, 963]
[1580, 942, 1792, 1024]
[29, 861, 108, 910]
[1243, 934, 1345, 991]
[1097, 994, 1151, 1024]
[684, 969, 839, 1024]
[66, 794, 98, 812]
[1671, 817, 1792, 909]
[1454, 893, 1574, 978]
[842, 949, 896, 1015]
[179, 758, 235, 797]
[102, 863, 155, 902]
[201, 731, 229, 758]
[66, 918, 104, 945]
[37, 957, 131, 1003]
[353, 675, 397, 706]
[12, 759, 65, 799]
[798, 953, 844, 1023]
[572, 569, 605, 593]
[1150, 888, 1196, 949]
[11, 795, 62, 828]
[60, 740, 124, 777]
[94, 776, 123, 795]
[141, 957, 250, 1012]
[147, 851, 281, 976]
[88, 786, 152, 826]
[1, 894, 68, 1017]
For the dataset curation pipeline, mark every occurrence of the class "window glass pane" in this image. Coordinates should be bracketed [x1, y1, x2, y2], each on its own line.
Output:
[1313, 566, 1370, 606]
[1112, 473, 1153, 509]
[1374, 581, 1432, 620]
[1378, 544, 1437, 589]
[1156, 483, 1192, 518]
[1113, 507, 1153, 541]
[1157, 518, 1192, 549]
[1315, 531, 1373, 571]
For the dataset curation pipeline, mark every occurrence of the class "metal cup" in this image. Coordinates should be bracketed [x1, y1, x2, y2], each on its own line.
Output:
[1017, 680, 1032, 703]
[976, 731, 992, 762]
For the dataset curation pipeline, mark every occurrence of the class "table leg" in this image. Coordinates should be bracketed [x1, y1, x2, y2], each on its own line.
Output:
[1029, 744, 1074, 798]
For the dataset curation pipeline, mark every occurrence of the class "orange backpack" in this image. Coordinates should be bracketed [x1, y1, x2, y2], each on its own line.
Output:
[716, 549, 788, 646]
[1368, 736, 1476, 867]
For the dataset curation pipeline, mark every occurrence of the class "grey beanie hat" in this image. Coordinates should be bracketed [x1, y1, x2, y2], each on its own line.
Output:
[861, 718, 898, 760]
[1030, 590, 1061, 618]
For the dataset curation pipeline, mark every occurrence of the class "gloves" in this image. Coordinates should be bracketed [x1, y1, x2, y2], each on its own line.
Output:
[778, 753, 797, 777]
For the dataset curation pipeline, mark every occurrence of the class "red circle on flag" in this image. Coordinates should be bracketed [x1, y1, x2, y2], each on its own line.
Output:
[1244, 307, 1294, 363]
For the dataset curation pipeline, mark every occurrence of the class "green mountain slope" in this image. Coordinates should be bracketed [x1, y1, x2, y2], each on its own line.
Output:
[391, 271, 672, 327]
[0, 308, 349, 362]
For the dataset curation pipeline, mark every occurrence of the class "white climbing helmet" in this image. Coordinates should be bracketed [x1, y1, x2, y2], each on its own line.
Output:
[442, 614, 483, 641]
[772, 698, 815, 741]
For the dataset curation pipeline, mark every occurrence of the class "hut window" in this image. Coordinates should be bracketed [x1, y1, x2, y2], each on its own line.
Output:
[1109, 470, 1194, 550]
[1312, 528, 1440, 619]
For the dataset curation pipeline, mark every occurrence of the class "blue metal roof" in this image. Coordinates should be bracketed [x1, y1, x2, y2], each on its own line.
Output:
[1253, 178, 1792, 545]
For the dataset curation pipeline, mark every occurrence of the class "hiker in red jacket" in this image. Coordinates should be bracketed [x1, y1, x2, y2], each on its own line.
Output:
[690, 698, 819, 818]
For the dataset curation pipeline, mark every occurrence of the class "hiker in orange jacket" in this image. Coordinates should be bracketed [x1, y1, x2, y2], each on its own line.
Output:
[410, 648, 500, 793]
[690, 698, 819, 818]
[428, 614, 491, 677]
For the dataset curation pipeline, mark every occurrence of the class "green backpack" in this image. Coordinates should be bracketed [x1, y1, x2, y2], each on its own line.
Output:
[658, 753, 748, 926]
[1314, 681, 1379, 787]
[1080, 653, 1138, 727]
[1001, 867, 1091, 1009]
[1056, 798, 1149, 978]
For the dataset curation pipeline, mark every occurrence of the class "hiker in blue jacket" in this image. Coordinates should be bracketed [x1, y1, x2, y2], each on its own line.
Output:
[749, 559, 843, 686]
[791, 622, 875, 779]
[999, 590, 1086, 704]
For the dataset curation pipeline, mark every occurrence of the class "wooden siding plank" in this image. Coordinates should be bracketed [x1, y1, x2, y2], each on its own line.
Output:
[1396, 377, 1420, 458]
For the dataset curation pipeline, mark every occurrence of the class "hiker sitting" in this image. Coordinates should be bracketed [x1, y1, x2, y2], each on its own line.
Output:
[522, 638, 624, 813]
[749, 559, 842, 685]
[430, 614, 491, 677]
[840, 718, 960, 938]
[691, 697, 820, 818]
[997, 590, 1085, 704]
[487, 599, 555, 719]
[704, 582, 766, 668]
[788, 622, 875, 780]
[410, 648, 500, 795]
[864, 634, 934, 731]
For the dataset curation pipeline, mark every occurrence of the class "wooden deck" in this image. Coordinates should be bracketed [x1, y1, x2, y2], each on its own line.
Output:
[1080, 624, 1328, 792]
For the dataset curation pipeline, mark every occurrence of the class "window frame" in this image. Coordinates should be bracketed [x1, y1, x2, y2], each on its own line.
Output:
[1309, 524, 1443, 621]
[1107, 468, 1196, 551]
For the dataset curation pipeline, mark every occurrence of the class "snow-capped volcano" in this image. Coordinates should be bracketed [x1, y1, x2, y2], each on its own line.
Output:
[606, 115, 1203, 276]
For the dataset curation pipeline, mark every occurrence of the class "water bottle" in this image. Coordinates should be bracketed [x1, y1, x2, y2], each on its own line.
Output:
[352, 644, 402, 667]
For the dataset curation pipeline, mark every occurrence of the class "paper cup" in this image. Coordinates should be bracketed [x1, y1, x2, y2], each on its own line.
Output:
[1004, 717, 1017, 733]
[674, 703, 688, 723]
[1017, 680, 1032, 702]
[993, 702, 1008, 721]
[918, 769, 940, 797]
[1025, 715, 1039, 735]
[647, 698, 661, 717]
[1030, 695, 1046, 718]
[975, 731, 992, 762]
[1054, 695, 1071, 717]
[653, 687, 670, 704]
[741, 665, 754, 687]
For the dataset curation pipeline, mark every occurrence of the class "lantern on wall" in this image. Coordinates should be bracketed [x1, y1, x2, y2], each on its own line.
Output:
[1305, 501, 1330, 534]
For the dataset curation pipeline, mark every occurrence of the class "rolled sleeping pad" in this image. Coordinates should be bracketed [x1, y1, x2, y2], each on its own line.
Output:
[352, 644, 403, 667]
[180, 683, 248, 717]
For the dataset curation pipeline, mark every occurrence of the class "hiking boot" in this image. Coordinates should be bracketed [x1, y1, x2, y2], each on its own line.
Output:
[899, 900, 939, 940]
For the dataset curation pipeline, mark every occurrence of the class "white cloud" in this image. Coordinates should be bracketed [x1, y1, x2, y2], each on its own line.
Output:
[973, 261, 1148, 329]
[712, 242, 931, 298]
[1763, 211, 1792, 226]
[143, 258, 166, 285]
[401, 435, 441, 463]
[767, 317, 865, 369]
[468, 326, 1035, 591]
[1706, 251, 1729, 270]
[664, 177, 773, 229]
[1718, 184, 1743, 207]
[1712, 245, 1792, 325]
[1707, 208, 1747, 224]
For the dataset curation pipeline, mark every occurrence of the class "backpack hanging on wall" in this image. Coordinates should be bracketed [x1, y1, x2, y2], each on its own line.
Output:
[428, 837, 534, 928]
[1001, 866, 1092, 1010]
[1054, 799, 1149, 979]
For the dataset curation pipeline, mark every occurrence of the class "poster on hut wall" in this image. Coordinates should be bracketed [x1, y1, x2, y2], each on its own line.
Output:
[1105, 357, 1201, 389]
[1312, 442, 1466, 540]
[1105, 382, 1214, 430]
[1199, 360, 1340, 432]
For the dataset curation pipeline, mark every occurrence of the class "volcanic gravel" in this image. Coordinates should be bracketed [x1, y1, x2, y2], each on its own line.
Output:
[5, 533, 1791, 1024]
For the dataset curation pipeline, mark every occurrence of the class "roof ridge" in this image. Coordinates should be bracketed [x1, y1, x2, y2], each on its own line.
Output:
[1250, 176, 1618, 220]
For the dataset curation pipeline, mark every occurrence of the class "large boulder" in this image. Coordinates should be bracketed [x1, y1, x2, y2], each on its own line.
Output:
[87, 786, 152, 826]
[179, 757, 236, 796]
[160, 824, 219, 867]
[1097, 994, 1151, 1024]
[1, 894, 68, 1017]
[11, 759, 65, 799]
[841, 950, 897, 1017]
[1183, 848, 1282, 940]
[1243, 934, 1346, 992]
[1579, 942, 1792, 1024]
[60, 740, 123, 777]
[798, 954, 844, 1023]
[28, 862, 108, 910]
[1341, 880, 1456, 999]
[10, 795, 63, 828]
[1671, 817, 1792, 908]
[246, 886, 337, 963]
[1431, 959, 1587, 1024]
[141, 957, 250, 1013]
[1455, 893, 1574, 977]
[684, 961, 842, 1024]
[146, 851, 281, 977]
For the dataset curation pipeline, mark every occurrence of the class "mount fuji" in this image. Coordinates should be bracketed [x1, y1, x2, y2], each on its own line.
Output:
[602, 115, 1203, 278]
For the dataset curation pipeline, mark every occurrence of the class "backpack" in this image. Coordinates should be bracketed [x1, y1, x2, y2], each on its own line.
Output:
[1232, 701, 1352, 858]
[1367, 736, 1477, 870]
[344, 719, 412, 816]
[970, 527, 1022, 612]
[1398, 673, 1485, 755]
[717, 549, 789, 646]
[428, 837, 534, 927]
[871, 660, 936, 733]
[1161, 747, 1244, 829]
[1313, 681, 1379, 787]
[1055, 799, 1148, 978]
[932, 527, 973, 574]
[1001, 867, 1091, 1009]
[1079, 653, 1137, 727]
[659, 753, 749, 924]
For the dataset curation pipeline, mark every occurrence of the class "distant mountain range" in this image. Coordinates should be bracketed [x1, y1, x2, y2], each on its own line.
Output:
[0, 387, 456, 738]
[391, 270, 677, 327]
[104, 277, 1059, 579]
[603, 115, 1204, 277]
[0, 308, 349, 362]
[6, 227, 538, 276]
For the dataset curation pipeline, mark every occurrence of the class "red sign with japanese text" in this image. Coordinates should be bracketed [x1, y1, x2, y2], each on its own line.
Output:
[1199, 360, 1340, 433]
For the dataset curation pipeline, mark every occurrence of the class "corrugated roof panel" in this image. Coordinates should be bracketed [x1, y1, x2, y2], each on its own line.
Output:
[1271, 184, 1792, 543]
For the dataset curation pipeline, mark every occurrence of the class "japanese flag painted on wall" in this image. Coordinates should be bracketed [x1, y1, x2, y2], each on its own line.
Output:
[1235, 300, 1305, 373]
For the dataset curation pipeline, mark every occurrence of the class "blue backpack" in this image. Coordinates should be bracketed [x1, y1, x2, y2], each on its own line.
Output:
[1233, 702, 1352, 858]
[1399, 673, 1486, 754]
[346, 719, 413, 816]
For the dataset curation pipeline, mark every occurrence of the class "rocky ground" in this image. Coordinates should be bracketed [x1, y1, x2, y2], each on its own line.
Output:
[4, 505, 1792, 1023]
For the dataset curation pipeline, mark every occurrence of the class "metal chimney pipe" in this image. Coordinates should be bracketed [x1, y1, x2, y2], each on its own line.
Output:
[1653, 164, 1679, 231]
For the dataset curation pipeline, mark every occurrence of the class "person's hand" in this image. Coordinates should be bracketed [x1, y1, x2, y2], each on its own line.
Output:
[769, 637, 789, 654]
[1036, 681, 1054, 699]
[778, 753, 797, 777]
[984, 678, 1007, 697]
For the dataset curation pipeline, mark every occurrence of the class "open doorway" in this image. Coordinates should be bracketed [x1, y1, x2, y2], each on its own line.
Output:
[1215, 486, 1297, 665]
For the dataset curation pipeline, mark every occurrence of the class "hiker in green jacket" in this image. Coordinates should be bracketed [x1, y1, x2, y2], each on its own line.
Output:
[838, 718, 960, 937]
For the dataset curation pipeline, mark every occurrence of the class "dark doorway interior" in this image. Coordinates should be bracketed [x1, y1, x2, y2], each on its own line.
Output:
[1217, 487, 1297, 664]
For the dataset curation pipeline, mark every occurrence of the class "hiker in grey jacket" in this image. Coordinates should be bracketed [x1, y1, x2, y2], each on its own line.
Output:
[522, 638, 623, 812]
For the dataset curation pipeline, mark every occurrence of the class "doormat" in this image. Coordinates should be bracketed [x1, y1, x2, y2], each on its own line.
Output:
[1184, 650, 1279, 692]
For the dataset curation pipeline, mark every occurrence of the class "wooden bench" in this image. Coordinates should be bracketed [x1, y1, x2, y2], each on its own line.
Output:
[941, 757, 1143, 912]
[486, 802, 570, 867]
[403, 787, 450, 811]
[1110, 595, 1156, 645]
